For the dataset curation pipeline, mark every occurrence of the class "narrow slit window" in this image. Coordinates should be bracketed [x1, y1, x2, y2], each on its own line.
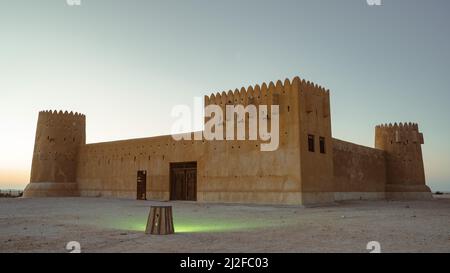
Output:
[308, 134, 315, 152]
[319, 137, 326, 154]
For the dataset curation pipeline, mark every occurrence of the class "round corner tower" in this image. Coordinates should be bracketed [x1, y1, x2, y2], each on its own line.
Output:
[23, 110, 86, 197]
[375, 122, 432, 199]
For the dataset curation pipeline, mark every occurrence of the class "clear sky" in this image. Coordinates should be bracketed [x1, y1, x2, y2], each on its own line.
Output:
[0, 0, 449, 191]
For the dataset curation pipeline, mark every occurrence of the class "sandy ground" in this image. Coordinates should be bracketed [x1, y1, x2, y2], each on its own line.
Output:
[0, 196, 449, 253]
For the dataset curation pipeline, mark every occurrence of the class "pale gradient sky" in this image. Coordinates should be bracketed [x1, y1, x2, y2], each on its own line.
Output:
[0, 0, 449, 191]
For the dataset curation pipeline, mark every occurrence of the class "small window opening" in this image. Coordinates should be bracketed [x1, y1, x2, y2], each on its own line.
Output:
[308, 135, 315, 152]
[319, 137, 326, 154]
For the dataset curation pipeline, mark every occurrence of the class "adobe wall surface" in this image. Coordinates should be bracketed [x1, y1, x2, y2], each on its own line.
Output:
[76, 79, 303, 205]
[25, 76, 431, 204]
[297, 80, 334, 205]
[332, 138, 387, 200]
[24, 111, 85, 197]
[200, 79, 302, 204]
[375, 123, 431, 199]
[77, 135, 191, 200]
[76, 136, 302, 205]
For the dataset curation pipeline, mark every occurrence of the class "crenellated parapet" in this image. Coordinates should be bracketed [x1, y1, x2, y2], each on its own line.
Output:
[203, 77, 330, 144]
[37, 110, 86, 129]
[204, 76, 329, 107]
[39, 109, 85, 117]
[375, 122, 424, 147]
[376, 122, 418, 129]
[203, 76, 331, 130]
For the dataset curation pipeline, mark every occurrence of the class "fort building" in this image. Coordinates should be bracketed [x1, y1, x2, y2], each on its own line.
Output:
[23, 76, 432, 205]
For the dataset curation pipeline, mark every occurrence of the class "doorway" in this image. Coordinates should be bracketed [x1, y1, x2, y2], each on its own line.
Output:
[170, 162, 197, 201]
[137, 170, 147, 200]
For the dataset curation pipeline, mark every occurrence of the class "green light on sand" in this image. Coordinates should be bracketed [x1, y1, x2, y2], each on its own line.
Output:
[109, 216, 274, 233]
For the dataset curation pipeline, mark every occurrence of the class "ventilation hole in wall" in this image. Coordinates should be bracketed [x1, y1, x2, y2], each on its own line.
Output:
[73, 138, 75, 142]
[134, 156, 136, 162]
[64, 137, 66, 142]
[256, 144, 259, 147]
[148, 156, 151, 161]
[238, 146, 241, 149]
[287, 106, 290, 112]
[162, 155, 165, 160]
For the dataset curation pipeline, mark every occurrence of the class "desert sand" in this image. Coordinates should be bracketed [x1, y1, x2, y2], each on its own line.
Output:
[0, 196, 449, 253]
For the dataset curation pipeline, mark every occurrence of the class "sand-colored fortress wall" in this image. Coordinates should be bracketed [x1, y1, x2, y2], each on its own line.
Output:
[332, 138, 387, 200]
[76, 78, 304, 205]
[24, 76, 432, 205]
[375, 123, 432, 199]
[297, 80, 334, 205]
[24, 110, 85, 197]
[76, 135, 202, 200]
[201, 78, 302, 204]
